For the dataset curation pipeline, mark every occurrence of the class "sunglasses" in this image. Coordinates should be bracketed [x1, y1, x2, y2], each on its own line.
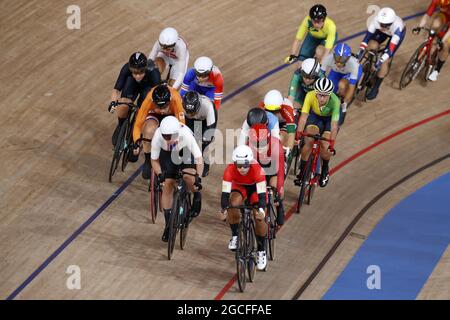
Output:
[162, 133, 178, 141]
[195, 71, 210, 79]
[333, 55, 350, 64]
[235, 162, 250, 169]
[316, 93, 331, 99]
[380, 23, 392, 28]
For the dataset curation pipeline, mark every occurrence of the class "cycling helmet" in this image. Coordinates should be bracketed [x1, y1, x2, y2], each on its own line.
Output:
[159, 27, 178, 47]
[129, 52, 148, 70]
[314, 77, 334, 95]
[310, 4, 327, 20]
[333, 43, 352, 64]
[246, 108, 268, 127]
[152, 84, 171, 107]
[263, 90, 283, 111]
[182, 91, 201, 114]
[194, 56, 213, 77]
[232, 145, 254, 164]
[300, 58, 321, 79]
[377, 8, 396, 27]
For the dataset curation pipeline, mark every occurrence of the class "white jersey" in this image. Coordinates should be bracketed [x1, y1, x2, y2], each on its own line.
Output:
[367, 15, 405, 43]
[149, 36, 189, 89]
[185, 94, 216, 127]
[151, 125, 202, 160]
[321, 54, 360, 79]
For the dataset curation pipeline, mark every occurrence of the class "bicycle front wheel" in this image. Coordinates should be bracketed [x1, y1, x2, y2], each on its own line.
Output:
[236, 221, 247, 292]
[247, 219, 257, 281]
[400, 42, 428, 89]
[267, 196, 277, 261]
[297, 154, 313, 214]
[108, 121, 127, 182]
[149, 171, 158, 224]
[180, 195, 191, 250]
[168, 192, 181, 260]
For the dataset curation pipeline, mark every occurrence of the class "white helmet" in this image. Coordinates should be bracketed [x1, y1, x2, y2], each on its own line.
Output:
[377, 7, 396, 25]
[194, 56, 213, 76]
[263, 90, 284, 111]
[159, 27, 178, 47]
[301, 58, 321, 78]
[232, 145, 253, 163]
[160, 116, 181, 135]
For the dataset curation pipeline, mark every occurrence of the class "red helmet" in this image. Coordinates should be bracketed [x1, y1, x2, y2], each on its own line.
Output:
[248, 124, 270, 149]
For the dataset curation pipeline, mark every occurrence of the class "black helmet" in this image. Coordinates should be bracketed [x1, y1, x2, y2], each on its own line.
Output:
[129, 52, 148, 70]
[309, 4, 327, 20]
[152, 84, 171, 108]
[183, 91, 201, 114]
[246, 108, 268, 127]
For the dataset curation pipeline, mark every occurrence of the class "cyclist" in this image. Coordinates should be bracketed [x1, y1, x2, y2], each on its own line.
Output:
[149, 27, 189, 89]
[285, 4, 337, 65]
[414, 0, 450, 81]
[108, 52, 161, 147]
[288, 57, 322, 115]
[260, 90, 296, 161]
[248, 124, 286, 226]
[182, 91, 217, 177]
[150, 116, 203, 242]
[238, 108, 280, 145]
[294, 78, 339, 188]
[321, 43, 362, 125]
[132, 84, 185, 179]
[180, 56, 224, 110]
[357, 7, 406, 100]
[219, 145, 268, 271]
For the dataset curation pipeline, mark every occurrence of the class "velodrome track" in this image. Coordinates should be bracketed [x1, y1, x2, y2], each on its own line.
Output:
[0, 0, 449, 299]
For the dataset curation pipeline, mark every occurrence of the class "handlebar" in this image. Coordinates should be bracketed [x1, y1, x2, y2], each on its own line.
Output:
[299, 132, 333, 143]
[227, 204, 260, 211]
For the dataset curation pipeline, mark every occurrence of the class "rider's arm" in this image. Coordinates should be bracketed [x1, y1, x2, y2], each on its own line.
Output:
[290, 17, 309, 56]
[132, 95, 152, 143]
[287, 70, 301, 102]
[185, 129, 204, 176]
[150, 130, 163, 174]
[221, 166, 233, 210]
[171, 90, 186, 124]
[180, 69, 195, 97]
[322, 19, 337, 62]
[148, 41, 159, 61]
[281, 104, 296, 150]
[147, 60, 162, 88]
[172, 44, 189, 90]
[111, 64, 129, 101]
[276, 140, 285, 197]
[421, 1, 437, 27]
[330, 98, 340, 141]
[360, 20, 377, 52]
[296, 91, 312, 135]
[255, 166, 268, 209]
[213, 71, 224, 110]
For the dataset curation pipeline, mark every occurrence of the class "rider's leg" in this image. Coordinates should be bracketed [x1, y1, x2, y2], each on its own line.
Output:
[161, 178, 176, 241]
[299, 125, 319, 177]
[319, 131, 332, 187]
[141, 118, 159, 179]
[182, 166, 202, 217]
[430, 24, 450, 81]
[227, 192, 243, 250]
[154, 57, 166, 75]
[269, 176, 285, 226]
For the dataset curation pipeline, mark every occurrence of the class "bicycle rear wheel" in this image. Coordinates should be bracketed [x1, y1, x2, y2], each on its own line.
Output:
[400, 42, 428, 89]
[267, 203, 277, 261]
[168, 192, 180, 260]
[296, 154, 313, 214]
[236, 221, 247, 292]
[108, 121, 127, 182]
[247, 219, 257, 282]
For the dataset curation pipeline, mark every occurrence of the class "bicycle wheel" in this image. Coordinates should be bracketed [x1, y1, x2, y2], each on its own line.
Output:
[247, 219, 257, 282]
[168, 191, 180, 260]
[400, 42, 428, 89]
[121, 122, 132, 172]
[296, 154, 313, 214]
[305, 174, 317, 206]
[236, 221, 247, 292]
[267, 199, 277, 261]
[180, 196, 190, 250]
[108, 121, 127, 182]
[293, 141, 303, 177]
[149, 171, 158, 224]
[285, 144, 298, 177]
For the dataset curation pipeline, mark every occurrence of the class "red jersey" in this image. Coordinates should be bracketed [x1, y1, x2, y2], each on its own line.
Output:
[427, 0, 450, 20]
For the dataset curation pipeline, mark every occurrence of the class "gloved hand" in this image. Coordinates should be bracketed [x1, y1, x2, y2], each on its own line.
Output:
[357, 48, 365, 61]
[194, 174, 202, 191]
[328, 140, 336, 154]
[296, 130, 306, 141]
[340, 102, 348, 113]
[376, 52, 390, 70]
[284, 54, 297, 64]
[217, 209, 227, 222]
[256, 208, 266, 220]
[108, 101, 118, 113]
[132, 143, 141, 156]
[283, 146, 291, 159]
[157, 173, 165, 185]
[412, 27, 421, 35]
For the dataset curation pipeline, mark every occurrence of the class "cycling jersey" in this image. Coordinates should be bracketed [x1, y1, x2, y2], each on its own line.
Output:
[151, 124, 202, 160]
[149, 36, 189, 89]
[180, 66, 224, 110]
[427, 0, 450, 21]
[248, 137, 285, 196]
[321, 54, 361, 85]
[221, 163, 267, 210]
[301, 90, 341, 122]
[296, 16, 337, 49]
[238, 112, 280, 145]
[133, 86, 185, 143]
[260, 99, 296, 133]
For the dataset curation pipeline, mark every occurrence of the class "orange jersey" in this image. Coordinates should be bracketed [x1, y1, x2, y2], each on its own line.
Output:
[133, 87, 186, 143]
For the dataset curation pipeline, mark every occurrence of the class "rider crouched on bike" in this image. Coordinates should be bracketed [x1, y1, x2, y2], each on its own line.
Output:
[295, 78, 339, 188]
[415, 0, 450, 81]
[182, 91, 217, 177]
[321, 43, 362, 125]
[260, 90, 296, 162]
[219, 145, 268, 271]
[108, 52, 161, 147]
[248, 124, 286, 226]
[357, 7, 406, 101]
[132, 84, 186, 179]
[238, 108, 280, 146]
[150, 116, 203, 242]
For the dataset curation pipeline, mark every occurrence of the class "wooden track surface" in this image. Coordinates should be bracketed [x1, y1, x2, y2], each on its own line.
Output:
[0, 0, 448, 299]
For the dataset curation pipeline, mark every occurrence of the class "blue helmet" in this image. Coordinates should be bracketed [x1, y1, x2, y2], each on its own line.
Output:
[333, 43, 352, 63]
